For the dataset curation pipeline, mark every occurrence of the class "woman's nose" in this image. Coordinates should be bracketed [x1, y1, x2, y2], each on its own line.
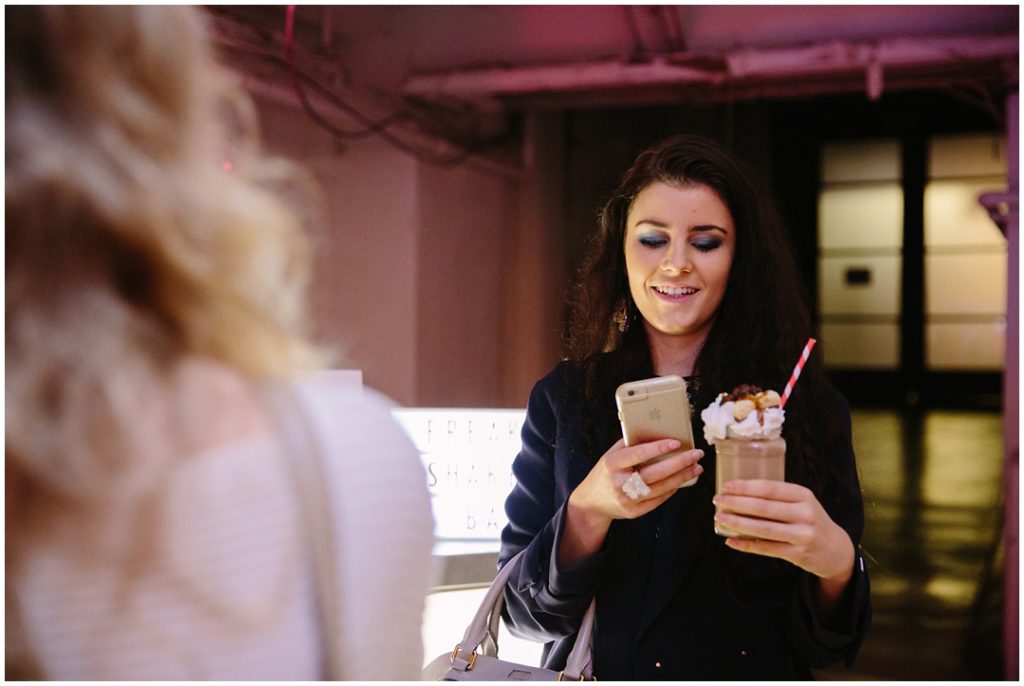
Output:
[660, 245, 693, 275]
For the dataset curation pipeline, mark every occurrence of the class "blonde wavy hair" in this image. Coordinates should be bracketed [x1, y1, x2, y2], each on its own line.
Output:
[6, 6, 327, 672]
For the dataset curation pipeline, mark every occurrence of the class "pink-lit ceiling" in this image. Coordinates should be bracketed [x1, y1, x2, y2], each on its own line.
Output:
[317, 5, 1015, 78]
[221, 6, 1017, 84]
[212, 5, 1017, 114]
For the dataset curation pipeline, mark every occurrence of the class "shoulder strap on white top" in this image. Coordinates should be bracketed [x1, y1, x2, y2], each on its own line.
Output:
[262, 383, 344, 681]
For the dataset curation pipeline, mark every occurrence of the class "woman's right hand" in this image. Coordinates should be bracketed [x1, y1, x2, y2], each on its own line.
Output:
[558, 438, 704, 565]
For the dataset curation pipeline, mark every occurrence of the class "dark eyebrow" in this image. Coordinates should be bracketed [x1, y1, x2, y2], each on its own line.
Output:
[634, 218, 669, 229]
[633, 219, 729, 235]
[692, 224, 729, 235]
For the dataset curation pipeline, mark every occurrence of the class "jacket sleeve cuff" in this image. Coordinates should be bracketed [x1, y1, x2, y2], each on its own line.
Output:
[797, 552, 872, 665]
[546, 502, 610, 599]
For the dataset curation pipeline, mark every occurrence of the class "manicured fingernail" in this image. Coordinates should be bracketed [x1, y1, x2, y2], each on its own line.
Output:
[694, 465, 703, 474]
[711, 496, 720, 505]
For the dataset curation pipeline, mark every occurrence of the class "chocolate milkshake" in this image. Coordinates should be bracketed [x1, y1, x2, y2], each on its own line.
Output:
[701, 385, 786, 538]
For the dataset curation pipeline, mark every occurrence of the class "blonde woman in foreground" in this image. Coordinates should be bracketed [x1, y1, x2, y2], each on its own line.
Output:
[6, 6, 433, 679]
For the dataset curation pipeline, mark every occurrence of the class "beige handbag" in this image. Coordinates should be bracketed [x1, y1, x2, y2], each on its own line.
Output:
[422, 549, 595, 681]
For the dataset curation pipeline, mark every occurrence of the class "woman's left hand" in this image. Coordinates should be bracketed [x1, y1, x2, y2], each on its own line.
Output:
[712, 480, 854, 585]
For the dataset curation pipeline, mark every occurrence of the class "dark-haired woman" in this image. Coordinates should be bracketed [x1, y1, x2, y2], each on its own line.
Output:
[499, 135, 870, 679]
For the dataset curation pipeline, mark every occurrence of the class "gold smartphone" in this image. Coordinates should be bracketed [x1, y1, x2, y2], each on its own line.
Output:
[615, 375, 698, 487]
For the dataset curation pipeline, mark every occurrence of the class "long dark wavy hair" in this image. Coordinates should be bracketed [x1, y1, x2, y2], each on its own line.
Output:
[564, 134, 837, 495]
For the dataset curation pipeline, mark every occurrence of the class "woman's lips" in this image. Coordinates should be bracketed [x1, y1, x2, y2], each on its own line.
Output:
[652, 285, 698, 301]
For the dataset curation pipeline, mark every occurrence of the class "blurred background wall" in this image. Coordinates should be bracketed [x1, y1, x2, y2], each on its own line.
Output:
[209, 4, 1015, 409]
[205, 5, 1017, 678]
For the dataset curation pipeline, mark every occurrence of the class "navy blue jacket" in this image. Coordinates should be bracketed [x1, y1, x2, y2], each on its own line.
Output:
[499, 360, 871, 680]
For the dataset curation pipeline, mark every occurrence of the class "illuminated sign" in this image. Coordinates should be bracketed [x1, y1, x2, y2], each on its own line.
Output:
[392, 409, 525, 541]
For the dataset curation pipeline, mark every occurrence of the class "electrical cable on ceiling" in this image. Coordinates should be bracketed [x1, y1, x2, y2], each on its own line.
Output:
[210, 7, 407, 140]
[215, 39, 411, 141]
[282, 5, 500, 169]
[282, 6, 408, 140]
[947, 81, 1005, 127]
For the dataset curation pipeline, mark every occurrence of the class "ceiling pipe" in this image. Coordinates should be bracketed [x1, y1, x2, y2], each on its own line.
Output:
[623, 6, 646, 60]
[406, 57, 722, 97]
[402, 34, 1017, 102]
[668, 7, 687, 53]
[654, 6, 686, 53]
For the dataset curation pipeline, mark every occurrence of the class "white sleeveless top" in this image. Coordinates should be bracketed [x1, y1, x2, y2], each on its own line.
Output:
[15, 381, 436, 679]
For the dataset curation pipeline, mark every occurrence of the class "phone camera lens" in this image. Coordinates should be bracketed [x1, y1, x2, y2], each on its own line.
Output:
[628, 390, 635, 396]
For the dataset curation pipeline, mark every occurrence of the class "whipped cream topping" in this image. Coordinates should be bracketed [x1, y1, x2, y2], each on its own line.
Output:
[700, 394, 784, 444]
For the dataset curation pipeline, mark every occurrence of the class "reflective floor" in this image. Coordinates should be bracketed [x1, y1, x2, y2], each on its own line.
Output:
[815, 407, 1007, 680]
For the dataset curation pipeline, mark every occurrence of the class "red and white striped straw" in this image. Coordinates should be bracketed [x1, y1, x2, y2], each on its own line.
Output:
[780, 338, 817, 409]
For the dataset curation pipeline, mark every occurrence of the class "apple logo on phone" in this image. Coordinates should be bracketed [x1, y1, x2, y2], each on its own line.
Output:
[649, 408, 662, 421]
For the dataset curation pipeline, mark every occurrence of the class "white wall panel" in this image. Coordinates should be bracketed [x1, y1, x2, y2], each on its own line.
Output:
[818, 185, 904, 250]
[821, 139, 901, 183]
[928, 133, 1007, 179]
[819, 255, 902, 316]
[925, 253, 1007, 315]
[926, 322, 1006, 370]
[820, 323, 901, 369]
[924, 178, 1009, 248]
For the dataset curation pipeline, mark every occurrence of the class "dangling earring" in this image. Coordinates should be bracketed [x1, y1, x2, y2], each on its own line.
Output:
[613, 299, 630, 333]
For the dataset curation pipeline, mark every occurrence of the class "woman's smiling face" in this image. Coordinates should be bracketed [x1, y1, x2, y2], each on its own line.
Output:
[624, 181, 736, 347]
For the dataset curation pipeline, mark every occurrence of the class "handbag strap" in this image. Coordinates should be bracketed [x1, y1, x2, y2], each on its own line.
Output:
[452, 549, 595, 679]
[263, 383, 344, 680]
[563, 599, 595, 678]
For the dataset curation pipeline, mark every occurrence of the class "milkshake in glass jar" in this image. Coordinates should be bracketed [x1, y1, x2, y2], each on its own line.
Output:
[701, 385, 786, 538]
